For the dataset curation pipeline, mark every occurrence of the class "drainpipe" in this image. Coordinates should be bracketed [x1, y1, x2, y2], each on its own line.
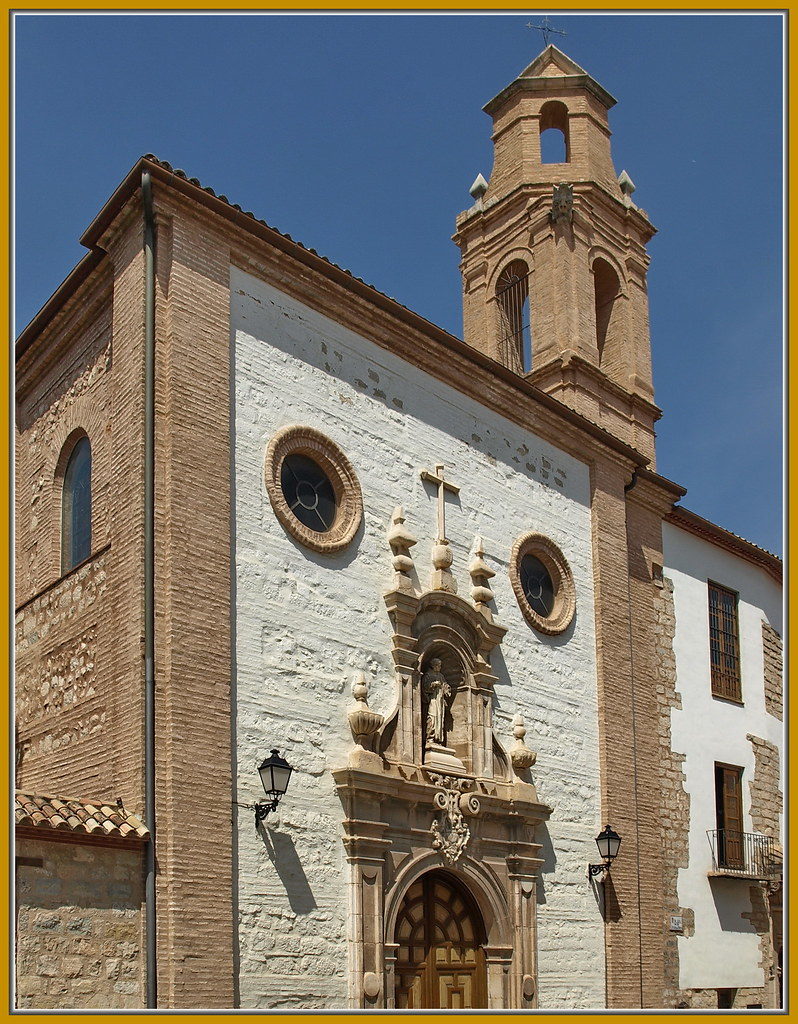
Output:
[623, 467, 639, 494]
[142, 170, 158, 1009]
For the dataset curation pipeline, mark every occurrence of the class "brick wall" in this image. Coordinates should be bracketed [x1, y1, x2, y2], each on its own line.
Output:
[145, 196, 235, 1008]
[622, 482, 679, 1008]
[15, 836, 145, 1009]
[14, 256, 138, 809]
[15, 281, 113, 602]
[16, 188, 237, 1007]
[15, 553, 109, 791]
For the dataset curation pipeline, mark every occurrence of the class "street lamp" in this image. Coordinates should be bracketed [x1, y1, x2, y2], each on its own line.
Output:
[588, 824, 622, 880]
[255, 749, 293, 824]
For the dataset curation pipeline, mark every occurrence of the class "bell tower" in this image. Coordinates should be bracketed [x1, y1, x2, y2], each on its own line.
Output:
[453, 46, 660, 463]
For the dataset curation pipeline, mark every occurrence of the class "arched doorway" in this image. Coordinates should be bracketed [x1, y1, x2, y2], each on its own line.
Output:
[394, 871, 487, 1009]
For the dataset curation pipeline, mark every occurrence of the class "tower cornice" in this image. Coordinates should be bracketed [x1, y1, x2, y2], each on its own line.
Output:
[484, 72, 617, 118]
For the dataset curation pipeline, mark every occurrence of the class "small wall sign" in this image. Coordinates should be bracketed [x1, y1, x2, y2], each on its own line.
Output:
[669, 915, 684, 932]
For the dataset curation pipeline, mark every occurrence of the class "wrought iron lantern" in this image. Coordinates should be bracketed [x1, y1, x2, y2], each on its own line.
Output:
[588, 824, 622, 880]
[255, 749, 293, 824]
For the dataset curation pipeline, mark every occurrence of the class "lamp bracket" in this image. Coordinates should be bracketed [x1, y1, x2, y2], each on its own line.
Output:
[254, 795, 281, 824]
[588, 862, 609, 881]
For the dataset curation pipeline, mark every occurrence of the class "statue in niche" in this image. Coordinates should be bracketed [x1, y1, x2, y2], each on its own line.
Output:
[423, 658, 452, 747]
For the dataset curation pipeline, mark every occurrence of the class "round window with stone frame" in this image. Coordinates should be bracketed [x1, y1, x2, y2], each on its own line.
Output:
[509, 532, 576, 635]
[265, 425, 363, 554]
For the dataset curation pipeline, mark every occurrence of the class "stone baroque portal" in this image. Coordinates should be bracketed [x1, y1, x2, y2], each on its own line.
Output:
[333, 507, 552, 1009]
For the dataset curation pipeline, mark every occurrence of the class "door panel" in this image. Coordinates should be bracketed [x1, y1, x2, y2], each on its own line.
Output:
[715, 764, 744, 868]
[394, 872, 487, 1009]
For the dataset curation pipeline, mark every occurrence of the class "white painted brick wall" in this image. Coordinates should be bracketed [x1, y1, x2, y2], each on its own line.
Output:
[232, 266, 606, 1009]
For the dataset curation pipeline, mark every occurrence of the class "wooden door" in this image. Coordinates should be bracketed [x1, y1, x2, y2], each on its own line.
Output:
[394, 872, 487, 1009]
[715, 764, 744, 868]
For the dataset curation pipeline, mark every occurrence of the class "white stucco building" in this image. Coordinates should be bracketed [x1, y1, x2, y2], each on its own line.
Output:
[664, 510, 783, 1009]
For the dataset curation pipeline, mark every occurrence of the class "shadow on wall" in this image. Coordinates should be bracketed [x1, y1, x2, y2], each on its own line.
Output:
[535, 824, 557, 906]
[258, 824, 318, 915]
[709, 877, 758, 934]
[600, 873, 622, 923]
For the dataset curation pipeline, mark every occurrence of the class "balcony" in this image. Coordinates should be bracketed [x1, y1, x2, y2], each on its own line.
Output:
[707, 829, 780, 880]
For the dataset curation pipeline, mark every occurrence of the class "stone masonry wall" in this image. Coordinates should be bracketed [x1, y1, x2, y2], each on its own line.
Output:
[761, 623, 782, 721]
[652, 575, 691, 1006]
[744, 730, 781, 1006]
[232, 266, 605, 1009]
[747, 734, 782, 840]
[15, 552, 110, 796]
[15, 836, 145, 1009]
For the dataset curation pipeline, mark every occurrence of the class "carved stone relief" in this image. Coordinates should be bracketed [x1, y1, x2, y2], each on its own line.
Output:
[429, 773, 479, 864]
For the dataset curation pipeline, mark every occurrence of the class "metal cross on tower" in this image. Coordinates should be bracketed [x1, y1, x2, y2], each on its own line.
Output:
[527, 16, 566, 47]
[420, 464, 460, 544]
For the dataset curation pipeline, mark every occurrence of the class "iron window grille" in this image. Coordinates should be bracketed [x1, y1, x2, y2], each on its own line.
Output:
[708, 581, 742, 701]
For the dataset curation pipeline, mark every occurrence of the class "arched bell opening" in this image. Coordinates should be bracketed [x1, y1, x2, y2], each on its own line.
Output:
[539, 100, 570, 164]
[393, 869, 488, 1009]
[495, 260, 531, 374]
[592, 255, 625, 379]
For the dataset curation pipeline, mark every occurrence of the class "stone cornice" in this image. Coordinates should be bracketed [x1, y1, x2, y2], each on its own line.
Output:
[483, 73, 617, 117]
[455, 177, 655, 240]
[332, 765, 551, 824]
[626, 468, 686, 517]
[531, 350, 661, 418]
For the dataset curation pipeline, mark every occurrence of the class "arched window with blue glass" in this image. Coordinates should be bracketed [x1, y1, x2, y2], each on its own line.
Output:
[61, 435, 92, 572]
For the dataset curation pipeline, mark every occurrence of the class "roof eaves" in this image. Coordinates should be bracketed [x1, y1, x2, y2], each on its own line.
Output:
[666, 506, 782, 582]
[14, 790, 149, 843]
[15, 248, 105, 359]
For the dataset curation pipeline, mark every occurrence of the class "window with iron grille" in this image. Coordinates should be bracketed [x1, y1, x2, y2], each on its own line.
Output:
[496, 261, 531, 373]
[708, 581, 742, 701]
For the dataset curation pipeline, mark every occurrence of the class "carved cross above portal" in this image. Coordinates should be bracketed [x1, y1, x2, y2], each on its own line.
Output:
[420, 464, 460, 544]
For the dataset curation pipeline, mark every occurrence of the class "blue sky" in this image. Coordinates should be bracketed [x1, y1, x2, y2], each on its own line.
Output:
[13, 13, 783, 555]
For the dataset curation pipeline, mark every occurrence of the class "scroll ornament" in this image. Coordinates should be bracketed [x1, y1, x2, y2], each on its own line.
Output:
[429, 772, 480, 864]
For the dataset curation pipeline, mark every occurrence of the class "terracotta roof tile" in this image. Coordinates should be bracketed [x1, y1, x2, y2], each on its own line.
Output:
[15, 791, 149, 842]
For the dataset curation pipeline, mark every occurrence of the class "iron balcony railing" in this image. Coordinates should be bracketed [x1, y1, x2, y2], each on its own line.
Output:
[707, 829, 779, 879]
